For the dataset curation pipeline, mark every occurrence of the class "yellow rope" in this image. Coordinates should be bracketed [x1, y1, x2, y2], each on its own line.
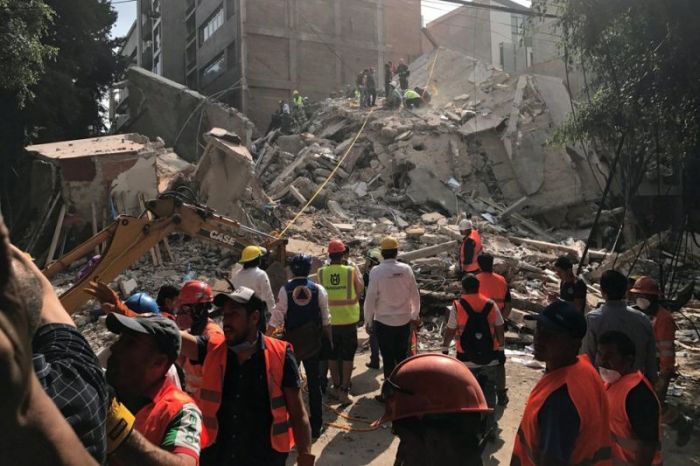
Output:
[277, 106, 376, 238]
[421, 48, 441, 99]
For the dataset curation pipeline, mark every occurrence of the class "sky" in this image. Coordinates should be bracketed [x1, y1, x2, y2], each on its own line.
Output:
[109, 0, 531, 39]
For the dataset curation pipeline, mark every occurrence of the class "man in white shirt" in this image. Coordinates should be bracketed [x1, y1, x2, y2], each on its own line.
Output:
[231, 245, 276, 331]
[364, 236, 421, 397]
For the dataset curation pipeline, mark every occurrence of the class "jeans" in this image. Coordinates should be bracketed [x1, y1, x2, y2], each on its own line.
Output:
[375, 321, 411, 379]
[469, 365, 498, 433]
[302, 357, 322, 434]
[369, 331, 381, 366]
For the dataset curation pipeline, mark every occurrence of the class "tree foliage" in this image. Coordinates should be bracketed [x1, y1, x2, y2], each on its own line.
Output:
[0, 0, 56, 105]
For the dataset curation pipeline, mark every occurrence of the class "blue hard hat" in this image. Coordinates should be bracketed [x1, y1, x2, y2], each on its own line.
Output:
[125, 292, 160, 315]
[290, 254, 312, 277]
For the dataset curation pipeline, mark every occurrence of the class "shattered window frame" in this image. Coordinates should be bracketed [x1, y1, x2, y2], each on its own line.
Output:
[200, 53, 224, 85]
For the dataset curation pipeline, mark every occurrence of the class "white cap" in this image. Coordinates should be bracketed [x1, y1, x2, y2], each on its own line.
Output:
[459, 219, 473, 231]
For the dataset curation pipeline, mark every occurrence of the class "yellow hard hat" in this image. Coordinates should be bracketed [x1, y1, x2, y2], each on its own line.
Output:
[239, 245, 263, 263]
[380, 236, 399, 251]
[293, 90, 300, 95]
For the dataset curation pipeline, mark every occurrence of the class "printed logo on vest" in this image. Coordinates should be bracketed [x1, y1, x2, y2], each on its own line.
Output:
[330, 273, 341, 286]
[292, 286, 312, 306]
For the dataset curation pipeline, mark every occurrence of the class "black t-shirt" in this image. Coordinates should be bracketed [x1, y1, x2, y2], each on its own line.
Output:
[560, 278, 587, 304]
[626, 381, 660, 442]
[195, 334, 300, 466]
[537, 385, 581, 463]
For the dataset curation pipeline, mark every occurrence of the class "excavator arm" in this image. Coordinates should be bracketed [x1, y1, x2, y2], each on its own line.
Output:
[43, 197, 287, 314]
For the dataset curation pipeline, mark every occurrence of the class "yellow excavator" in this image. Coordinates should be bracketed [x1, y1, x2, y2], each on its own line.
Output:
[43, 195, 287, 314]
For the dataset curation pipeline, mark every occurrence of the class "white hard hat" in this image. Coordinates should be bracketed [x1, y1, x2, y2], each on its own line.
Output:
[459, 219, 473, 231]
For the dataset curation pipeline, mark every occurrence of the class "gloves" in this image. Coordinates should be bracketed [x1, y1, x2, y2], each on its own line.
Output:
[84, 281, 137, 317]
[106, 396, 135, 455]
[297, 453, 316, 466]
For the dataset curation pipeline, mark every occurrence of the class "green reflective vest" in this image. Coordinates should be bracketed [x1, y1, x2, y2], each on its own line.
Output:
[317, 264, 360, 325]
[404, 89, 420, 100]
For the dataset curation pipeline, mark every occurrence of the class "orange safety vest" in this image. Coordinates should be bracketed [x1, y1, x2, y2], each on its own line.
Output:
[196, 335, 295, 453]
[183, 320, 225, 448]
[134, 378, 205, 449]
[652, 307, 676, 376]
[512, 355, 612, 466]
[606, 371, 662, 466]
[460, 230, 483, 273]
[453, 293, 498, 355]
[476, 271, 508, 311]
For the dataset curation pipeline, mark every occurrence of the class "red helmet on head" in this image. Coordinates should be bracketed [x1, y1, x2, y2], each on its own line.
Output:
[328, 239, 347, 254]
[178, 280, 213, 305]
[374, 354, 491, 426]
[630, 276, 661, 296]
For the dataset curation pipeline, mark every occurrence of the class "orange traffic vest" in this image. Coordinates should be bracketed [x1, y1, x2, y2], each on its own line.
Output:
[460, 230, 483, 273]
[652, 307, 675, 376]
[476, 271, 508, 310]
[196, 335, 295, 453]
[183, 320, 225, 448]
[606, 371, 662, 466]
[453, 293, 498, 355]
[512, 355, 612, 466]
[134, 378, 204, 449]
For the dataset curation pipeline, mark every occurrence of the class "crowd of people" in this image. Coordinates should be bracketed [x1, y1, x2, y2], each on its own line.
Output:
[0, 211, 694, 466]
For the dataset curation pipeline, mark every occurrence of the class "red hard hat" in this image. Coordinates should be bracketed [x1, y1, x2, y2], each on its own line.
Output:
[374, 354, 491, 426]
[328, 239, 347, 254]
[178, 280, 213, 305]
[630, 276, 661, 296]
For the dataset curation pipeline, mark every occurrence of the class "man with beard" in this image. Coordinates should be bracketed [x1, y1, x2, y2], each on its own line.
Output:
[179, 286, 315, 466]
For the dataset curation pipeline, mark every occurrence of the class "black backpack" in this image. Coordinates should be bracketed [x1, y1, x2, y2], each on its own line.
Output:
[457, 298, 497, 365]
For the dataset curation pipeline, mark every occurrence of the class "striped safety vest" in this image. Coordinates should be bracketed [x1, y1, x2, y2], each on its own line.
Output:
[318, 264, 360, 325]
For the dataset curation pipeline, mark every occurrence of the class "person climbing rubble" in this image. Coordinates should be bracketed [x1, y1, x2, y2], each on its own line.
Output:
[458, 218, 482, 276]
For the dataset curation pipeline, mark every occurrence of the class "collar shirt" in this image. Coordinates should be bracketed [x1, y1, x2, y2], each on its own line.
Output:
[231, 267, 276, 315]
[364, 259, 421, 327]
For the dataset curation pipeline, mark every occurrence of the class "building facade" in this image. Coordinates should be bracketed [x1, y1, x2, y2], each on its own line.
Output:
[422, 0, 532, 74]
[126, 0, 422, 129]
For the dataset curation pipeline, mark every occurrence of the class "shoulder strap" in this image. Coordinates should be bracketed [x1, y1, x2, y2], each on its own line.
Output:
[482, 300, 494, 315]
[459, 298, 476, 317]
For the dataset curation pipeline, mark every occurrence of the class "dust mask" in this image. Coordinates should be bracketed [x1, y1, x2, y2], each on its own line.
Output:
[636, 297, 651, 310]
[599, 367, 622, 384]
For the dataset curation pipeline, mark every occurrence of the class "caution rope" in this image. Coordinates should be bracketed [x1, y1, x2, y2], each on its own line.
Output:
[422, 48, 441, 99]
[277, 106, 376, 238]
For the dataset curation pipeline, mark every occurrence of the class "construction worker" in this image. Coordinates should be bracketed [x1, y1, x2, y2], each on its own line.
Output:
[232, 245, 276, 331]
[364, 236, 421, 397]
[362, 248, 383, 370]
[476, 253, 512, 406]
[292, 90, 306, 129]
[267, 254, 332, 439]
[512, 300, 611, 466]
[597, 331, 662, 466]
[582, 270, 658, 381]
[366, 67, 377, 106]
[292, 90, 304, 111]
[397, 58, 410, 90]
[403, 88, 423, 109]
[317, 239, 364, 404]
[442, 274, 504, 438]
[458, 218, 483, 275]
[374, 354, 491, 466]
[384, 61, 393, 97]
[124, 291, 160, 314]
[105, 313, 204, 466]
[551, 255, 587, 313]
[384, 84, 403, 110]
[156, 284, 180, 320]
[179, 287, 315, 466]
[629, 276, 692, 446]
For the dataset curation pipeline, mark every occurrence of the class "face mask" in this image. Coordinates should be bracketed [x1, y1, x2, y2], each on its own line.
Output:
[599, 367, 622, 384]
[636, 297, 651, 310]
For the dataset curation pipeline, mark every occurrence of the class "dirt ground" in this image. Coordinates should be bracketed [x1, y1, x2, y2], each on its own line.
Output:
[290, 332, 700, 465]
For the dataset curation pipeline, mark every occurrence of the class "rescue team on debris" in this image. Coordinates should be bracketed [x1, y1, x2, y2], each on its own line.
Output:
[0, 213, 692, 466]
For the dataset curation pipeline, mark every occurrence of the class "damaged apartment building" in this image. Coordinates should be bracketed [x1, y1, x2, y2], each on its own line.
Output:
[116, 0, 423, 128]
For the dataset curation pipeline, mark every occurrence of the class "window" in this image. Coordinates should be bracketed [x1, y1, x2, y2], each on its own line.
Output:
[200, 6, 224, 44]
[200, 53, 224, 85]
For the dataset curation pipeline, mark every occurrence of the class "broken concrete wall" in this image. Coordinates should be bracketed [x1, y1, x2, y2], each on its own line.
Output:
[122, 67, 256, 162]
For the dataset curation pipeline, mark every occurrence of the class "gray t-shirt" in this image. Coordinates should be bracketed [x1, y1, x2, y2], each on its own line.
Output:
[581, 301, 658, 381]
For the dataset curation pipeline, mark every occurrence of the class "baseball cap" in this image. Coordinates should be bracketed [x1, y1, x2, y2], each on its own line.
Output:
[106, 313, 181, 360]
[213, 286, 262, 309]
[524, 300, 587, 339]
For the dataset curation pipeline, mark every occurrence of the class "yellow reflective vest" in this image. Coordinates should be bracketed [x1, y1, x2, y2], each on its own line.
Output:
[317, 264, 360, 325]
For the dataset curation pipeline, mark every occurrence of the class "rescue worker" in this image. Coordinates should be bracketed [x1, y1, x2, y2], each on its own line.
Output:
[267, 254, 332, 439]
[384, 61, 393, 97]
[156, 284, 180, 320]
[292, 90, 304, 111]
[364, 236, 421, 398]
[366, 67, 377, 107]
[629, 276, 693, 446]
[397, 58, 410, 90]
[292, 90, 306, 129]
[106, 313, 204, 466]
[442, 274, 504, 438]
[317, 239, 364, 404]
[362, 248, 383, 370]
[384, 84, 403, 110]
[403, 88, 423, 109]
[551, 255, 587, 313]
[179, 287, 315, 466]
[458, 218, 482, 276]
[125, 292, 160, 314]
[476, 253, 512, 406]
[374, 354, 491, 466]
[512, 300, 611, 466]
[231, 245, 276, 331]
[597, 331, 662, 466]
